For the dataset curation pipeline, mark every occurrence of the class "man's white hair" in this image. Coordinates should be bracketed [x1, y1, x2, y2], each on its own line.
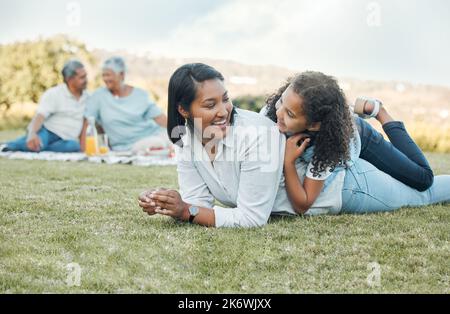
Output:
[62, 59, 84, 83]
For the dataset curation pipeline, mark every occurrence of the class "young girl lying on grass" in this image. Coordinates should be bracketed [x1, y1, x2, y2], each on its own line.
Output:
[265, 71, 450, 215]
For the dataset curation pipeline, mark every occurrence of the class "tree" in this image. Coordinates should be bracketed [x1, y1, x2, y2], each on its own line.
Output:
[0, 35, 98, 113]
[232, 95, 267, 113]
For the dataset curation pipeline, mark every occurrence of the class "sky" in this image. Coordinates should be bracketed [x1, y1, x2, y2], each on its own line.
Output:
[1, 0, 450, 86]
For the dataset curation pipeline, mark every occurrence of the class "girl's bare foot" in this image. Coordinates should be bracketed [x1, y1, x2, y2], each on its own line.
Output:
[375, 106, 394, 125]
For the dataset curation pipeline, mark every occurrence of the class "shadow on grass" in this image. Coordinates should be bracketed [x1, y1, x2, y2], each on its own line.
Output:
[268, 214, 299, 224]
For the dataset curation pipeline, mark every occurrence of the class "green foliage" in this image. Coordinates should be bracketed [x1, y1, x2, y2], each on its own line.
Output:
[0, 116, 31, 131]
[0, 35, 98, 112]
[233, 95, 267, 113]
[408, 122, 450, 153]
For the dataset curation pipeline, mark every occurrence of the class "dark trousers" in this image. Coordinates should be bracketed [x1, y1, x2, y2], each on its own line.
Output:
[356, 117, 434, 192]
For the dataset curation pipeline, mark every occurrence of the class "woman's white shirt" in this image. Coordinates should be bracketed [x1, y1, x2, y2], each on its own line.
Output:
[175, 109, 285, 228]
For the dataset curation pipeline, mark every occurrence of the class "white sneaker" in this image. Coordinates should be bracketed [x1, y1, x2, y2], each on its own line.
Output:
[0, 143, 11, 152]
[353, 96, 383, 119]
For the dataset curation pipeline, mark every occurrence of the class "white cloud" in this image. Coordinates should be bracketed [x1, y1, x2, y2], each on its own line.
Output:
[1, 0, 449, 85]
[146, 0, 450, 85]
[149, 0, 347, 65]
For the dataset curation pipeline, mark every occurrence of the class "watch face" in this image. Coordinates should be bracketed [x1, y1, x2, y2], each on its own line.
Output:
[189, 206, 199, 216]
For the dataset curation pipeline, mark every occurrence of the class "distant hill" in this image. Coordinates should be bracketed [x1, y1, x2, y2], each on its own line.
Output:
[92, 49, 450, 126]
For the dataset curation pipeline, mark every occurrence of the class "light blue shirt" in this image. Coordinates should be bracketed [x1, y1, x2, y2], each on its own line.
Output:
[294, 118, 361, 215]
[84, 87, 163, 151]
[259, 106, 362, 216]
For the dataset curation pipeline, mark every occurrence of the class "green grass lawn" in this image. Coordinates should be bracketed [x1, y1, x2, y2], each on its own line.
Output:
[0, 130, 449, 293]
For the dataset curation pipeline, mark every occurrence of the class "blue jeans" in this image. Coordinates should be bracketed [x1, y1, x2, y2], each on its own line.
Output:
[6, 127, 80, 152]
[341, 159, 450, 213]
[356, 117, 434, 191]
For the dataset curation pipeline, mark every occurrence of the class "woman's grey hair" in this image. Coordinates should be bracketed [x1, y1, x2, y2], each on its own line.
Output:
[102, 56, 126, 74]
[61, 59, 84, 83]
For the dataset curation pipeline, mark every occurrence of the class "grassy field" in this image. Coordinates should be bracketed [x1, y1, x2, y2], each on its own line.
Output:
[0, 132, 449, 293]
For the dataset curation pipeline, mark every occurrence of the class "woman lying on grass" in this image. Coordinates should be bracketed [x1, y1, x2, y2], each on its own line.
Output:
[139, 63, 285, 227]
[267, 71, 450, 215]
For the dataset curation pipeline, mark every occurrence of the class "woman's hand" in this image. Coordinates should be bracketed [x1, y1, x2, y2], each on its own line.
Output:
[284, 133, 311, 165]
[148, 189, 190, 221]
[138, 188, 161, 215]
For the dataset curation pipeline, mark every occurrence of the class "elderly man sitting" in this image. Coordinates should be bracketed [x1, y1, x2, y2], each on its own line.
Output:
[1, 60, 89, 152]
[81, 56, 170, 154]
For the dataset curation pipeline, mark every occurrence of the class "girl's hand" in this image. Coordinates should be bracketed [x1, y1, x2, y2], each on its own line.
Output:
[148, 189, 189, 220]
[284, 133, 311, 165]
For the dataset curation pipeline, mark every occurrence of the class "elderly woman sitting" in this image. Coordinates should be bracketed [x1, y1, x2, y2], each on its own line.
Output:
[81, 56, 170, 154]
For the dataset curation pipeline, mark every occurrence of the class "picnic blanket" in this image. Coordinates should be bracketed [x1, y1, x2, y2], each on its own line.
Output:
[0, 150, 177, 166]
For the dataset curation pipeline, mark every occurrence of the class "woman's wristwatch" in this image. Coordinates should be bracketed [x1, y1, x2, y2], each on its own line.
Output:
[188, 205, 199, 223]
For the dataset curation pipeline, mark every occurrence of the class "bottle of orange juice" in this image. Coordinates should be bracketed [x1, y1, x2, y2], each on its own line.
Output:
[85, 117, 98, 156]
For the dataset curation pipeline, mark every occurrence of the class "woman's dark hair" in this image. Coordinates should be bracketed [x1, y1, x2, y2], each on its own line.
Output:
[266, 71, 354, 177]
[167, 63, 230, 146]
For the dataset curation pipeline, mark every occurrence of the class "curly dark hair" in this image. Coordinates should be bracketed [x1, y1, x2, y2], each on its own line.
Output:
[266, 71, 355, 177]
